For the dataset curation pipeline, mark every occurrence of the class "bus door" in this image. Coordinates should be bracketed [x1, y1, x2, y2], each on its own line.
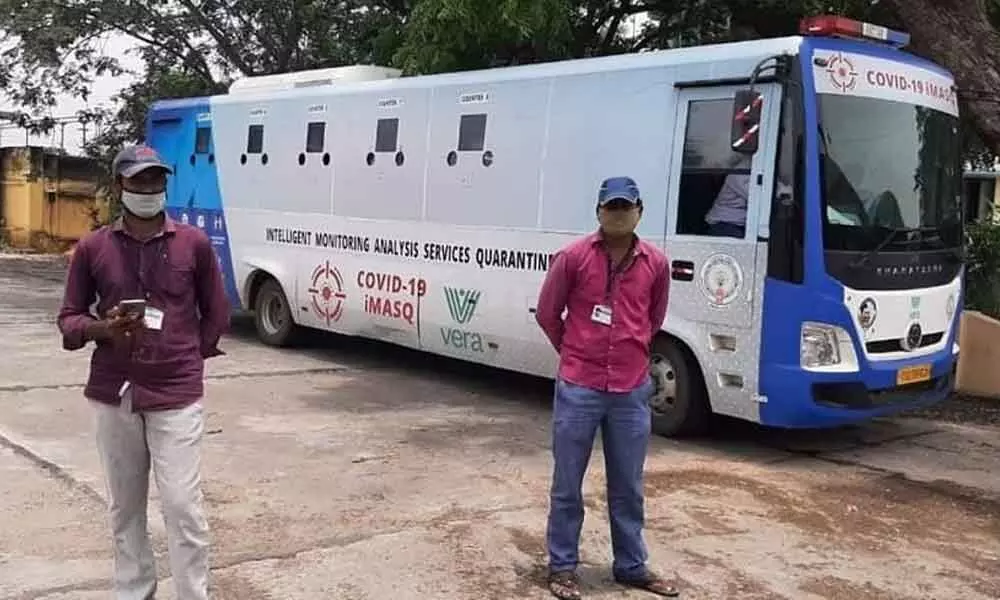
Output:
[666, 83, 782, 324]
[663, 83, 782, 411]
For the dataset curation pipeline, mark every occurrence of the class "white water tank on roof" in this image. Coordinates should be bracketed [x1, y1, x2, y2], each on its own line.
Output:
[228, 65, 402, 94]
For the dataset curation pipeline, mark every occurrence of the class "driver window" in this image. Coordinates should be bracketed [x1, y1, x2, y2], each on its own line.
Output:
[676, 98, 753, 238]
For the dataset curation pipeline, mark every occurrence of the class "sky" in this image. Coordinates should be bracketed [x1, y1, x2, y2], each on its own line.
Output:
[0, 32, 141, 155]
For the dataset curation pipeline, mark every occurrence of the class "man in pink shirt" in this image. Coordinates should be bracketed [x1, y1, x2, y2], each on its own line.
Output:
[535, 176, 678, 599]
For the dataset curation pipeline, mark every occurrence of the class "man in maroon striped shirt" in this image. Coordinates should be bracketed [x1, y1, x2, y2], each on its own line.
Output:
[57, 144, 229, 600]
[535, 176, 679, 599]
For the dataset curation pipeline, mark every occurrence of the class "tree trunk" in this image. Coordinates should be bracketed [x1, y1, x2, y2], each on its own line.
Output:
[884, 0, 1000, 154]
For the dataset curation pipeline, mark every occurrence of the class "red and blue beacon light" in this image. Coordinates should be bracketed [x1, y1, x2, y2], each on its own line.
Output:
[799, 15, 911, 48]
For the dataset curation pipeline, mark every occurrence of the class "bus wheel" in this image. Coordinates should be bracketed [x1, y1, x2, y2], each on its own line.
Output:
[254, 278, 297, 347]
[649, 337, 710, 437]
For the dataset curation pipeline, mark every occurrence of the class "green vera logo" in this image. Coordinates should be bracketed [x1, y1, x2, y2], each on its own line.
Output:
[441, 287, 485, 352]
[444, 287, 480, 324]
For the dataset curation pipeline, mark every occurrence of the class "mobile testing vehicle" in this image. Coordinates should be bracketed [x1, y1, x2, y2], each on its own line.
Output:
[147, 14, 964, 436]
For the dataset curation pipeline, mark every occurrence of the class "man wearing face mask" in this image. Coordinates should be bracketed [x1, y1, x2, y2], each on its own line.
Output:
[57, 144, 229, 600]
[534, 177, 678, 599]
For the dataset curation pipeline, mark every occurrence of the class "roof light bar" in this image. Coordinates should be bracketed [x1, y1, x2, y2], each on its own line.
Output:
[799, 15, 910, 48]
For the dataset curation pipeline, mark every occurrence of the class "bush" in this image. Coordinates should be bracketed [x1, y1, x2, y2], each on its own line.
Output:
[964, 219, 1000, 320]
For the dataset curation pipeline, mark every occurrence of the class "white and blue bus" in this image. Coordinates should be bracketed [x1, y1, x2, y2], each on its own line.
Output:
[146, 15, 964, 436]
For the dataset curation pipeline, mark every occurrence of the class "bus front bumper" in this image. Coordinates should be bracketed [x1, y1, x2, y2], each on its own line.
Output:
[759, 344, 959, 429]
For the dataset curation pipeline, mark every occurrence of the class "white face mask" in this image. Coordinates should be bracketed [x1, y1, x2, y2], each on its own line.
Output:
[121, 190, 166, 219]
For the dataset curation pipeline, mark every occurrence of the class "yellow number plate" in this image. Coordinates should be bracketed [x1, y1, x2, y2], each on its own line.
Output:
[896, 364, 932, 386]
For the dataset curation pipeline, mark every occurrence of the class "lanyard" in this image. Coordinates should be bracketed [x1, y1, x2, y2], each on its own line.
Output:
[604, 237, 637, 300]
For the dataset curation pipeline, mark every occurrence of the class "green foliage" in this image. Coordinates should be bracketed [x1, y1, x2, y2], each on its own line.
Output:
[0, 0, 409, 224]
[392, 0, 576, 74]
[965, 218, 1000, 320]
[0, 0, 406, 141]
[1, 0, 997, 222]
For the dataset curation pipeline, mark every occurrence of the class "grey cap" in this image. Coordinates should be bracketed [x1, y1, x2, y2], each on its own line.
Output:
[112, 144, 173, 178]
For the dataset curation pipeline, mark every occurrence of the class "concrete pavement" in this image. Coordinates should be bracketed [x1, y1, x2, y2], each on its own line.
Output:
[0, 254, 997, 600]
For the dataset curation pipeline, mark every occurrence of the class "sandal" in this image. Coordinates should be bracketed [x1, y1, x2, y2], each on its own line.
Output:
[614, 570, 679, 597]
[548, 570, 581, 599]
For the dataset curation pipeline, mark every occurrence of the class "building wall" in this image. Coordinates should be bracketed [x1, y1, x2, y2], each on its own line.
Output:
[993, 178, 1000, 222]
[0, 147, 108, 251]
[956, 311, 1000, 400]
[963, 171, 1000, 223]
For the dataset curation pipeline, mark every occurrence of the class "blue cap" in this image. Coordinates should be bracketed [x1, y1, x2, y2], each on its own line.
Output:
[112, 144, 173, 178]
[597, 176, 640, 206]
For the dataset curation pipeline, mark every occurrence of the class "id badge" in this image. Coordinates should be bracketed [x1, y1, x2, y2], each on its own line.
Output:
[591, 304, 612, 326]
[144, 306, 165, 331]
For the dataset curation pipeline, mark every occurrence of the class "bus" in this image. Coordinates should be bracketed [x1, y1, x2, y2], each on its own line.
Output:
[146, 15, 965, 437]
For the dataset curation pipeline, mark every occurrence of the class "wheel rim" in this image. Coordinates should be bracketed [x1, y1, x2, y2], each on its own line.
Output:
[649, 353, 678, 415]
[260, 291, 287, 335]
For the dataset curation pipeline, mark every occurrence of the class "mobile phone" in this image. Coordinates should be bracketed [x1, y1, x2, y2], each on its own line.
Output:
[118, 299, 147, 318]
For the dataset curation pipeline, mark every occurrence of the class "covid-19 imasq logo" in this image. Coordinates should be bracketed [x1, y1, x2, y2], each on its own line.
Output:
[308, 261, 347, 325]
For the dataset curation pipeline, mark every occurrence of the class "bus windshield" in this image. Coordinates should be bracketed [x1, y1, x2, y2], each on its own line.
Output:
[817, 94, 963, 252]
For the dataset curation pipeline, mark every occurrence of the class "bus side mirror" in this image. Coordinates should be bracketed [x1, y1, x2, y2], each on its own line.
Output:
[730, 89, 762, 154]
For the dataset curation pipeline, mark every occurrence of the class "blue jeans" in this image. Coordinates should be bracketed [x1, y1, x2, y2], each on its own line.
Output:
[546, 377, 653, 579]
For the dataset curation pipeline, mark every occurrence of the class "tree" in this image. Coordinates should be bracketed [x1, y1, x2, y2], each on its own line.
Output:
[0, 0, 407, 128]
[0, 0, 410, 224]
[881, 0, 1000, 156]
[390, 0, 714, 74]
[390, 0, 886, 74]
[391, 0, 576, 74]
[3, 0, 999, 165]
[965, 219, 1000, 319]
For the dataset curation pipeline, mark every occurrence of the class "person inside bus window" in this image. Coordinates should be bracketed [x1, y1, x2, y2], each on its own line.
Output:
[844, 162, 877, 212]
[705, 172, 793, 237]
[704, 172, 750, 237]
[868, 190, 905, 229]
[824, 157, 869, 226]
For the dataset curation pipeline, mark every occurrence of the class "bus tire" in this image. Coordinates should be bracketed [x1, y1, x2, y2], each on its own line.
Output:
[254, 277, 298, 347]
[648, 336, 711, 437]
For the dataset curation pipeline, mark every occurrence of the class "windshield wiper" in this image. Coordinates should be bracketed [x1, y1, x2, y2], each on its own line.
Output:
[848, 226, 941, 269]
[923, 232, 966, 263]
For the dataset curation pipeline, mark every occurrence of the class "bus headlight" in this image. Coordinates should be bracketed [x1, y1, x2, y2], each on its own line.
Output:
[801, 322, 858, 371]
[946, 292, 957, 320]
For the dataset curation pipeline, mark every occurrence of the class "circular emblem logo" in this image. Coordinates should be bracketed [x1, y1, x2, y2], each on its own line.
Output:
[858, 298, 877, 330]
[307, 261, 346, 325]
[699, 254, 743, 306]
[901, 322, 923, 352]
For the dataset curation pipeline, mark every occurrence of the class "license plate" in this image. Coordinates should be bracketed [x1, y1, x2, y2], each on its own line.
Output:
[896, 364, 932, 386]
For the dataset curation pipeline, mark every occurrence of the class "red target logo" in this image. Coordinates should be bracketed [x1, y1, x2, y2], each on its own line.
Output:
[308, 261, 346, 324]
[826, 53, 858, 92]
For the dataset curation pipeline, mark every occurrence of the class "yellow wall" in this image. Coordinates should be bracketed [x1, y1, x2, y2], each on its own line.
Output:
[956, 311, 1000, 400]
[0, 147, 107, 252]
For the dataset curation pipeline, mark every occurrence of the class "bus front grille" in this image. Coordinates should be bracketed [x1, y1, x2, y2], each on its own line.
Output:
[865, 332, 944, 354]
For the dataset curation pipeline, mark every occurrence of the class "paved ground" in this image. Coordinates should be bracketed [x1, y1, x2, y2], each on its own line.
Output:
[0, 254, 998, 600]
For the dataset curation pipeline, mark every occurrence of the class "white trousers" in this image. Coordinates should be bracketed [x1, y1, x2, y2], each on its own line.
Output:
[91, 389, 210, 600]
